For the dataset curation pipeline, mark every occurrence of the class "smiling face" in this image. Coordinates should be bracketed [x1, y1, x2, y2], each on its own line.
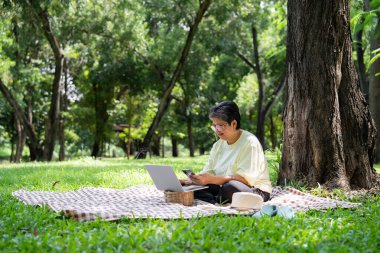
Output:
[211, 117, 238, 143]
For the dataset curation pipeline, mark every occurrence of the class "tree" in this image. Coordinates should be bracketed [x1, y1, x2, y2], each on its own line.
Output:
[137, 0, 212, 158]
[279, 0, 377, 190]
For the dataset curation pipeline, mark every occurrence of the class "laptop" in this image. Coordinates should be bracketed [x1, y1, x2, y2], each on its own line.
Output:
[145, 165, 208, 192]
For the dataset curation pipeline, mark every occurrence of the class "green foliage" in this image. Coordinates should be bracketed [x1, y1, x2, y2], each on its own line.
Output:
[0, 157, 379, 252]
[0, 0, 288, 159]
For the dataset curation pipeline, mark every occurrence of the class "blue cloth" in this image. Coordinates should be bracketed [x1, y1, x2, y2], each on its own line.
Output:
[252, 205, 295, 218]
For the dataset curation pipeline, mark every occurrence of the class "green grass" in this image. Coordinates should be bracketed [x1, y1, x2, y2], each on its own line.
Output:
[1, 155, 379, 252]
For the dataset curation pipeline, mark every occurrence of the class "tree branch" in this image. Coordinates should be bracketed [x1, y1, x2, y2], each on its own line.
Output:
[263, 79, 286, 118]
[236, 52, 256, 71]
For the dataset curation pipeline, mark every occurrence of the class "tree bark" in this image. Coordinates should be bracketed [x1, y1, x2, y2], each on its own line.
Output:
[370, 13, 380, 163]
[279, 0, 377, 190]
[137, 0, 211, 158]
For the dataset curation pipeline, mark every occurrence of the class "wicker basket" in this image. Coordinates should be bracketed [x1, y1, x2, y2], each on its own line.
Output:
[164, 191, 194, 206]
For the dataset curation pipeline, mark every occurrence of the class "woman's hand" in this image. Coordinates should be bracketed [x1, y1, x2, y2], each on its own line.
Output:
[189, 173, 215, 185]
[179, 178, 193, 186]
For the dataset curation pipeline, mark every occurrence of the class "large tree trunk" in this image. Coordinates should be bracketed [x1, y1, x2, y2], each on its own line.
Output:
[370, 13, 380, 163]
[137, 0, 211, 158]
[279, 0, 377, 190]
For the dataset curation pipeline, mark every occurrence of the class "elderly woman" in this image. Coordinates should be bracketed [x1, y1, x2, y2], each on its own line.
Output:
[182, 101, 272, 204]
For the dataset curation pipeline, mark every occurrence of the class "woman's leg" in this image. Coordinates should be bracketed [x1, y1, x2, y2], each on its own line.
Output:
[218, 180, 271, 203]
[193, 184, 221, 204]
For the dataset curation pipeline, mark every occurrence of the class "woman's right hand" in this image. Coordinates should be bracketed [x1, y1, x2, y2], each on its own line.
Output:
[179, 178, 193, 186]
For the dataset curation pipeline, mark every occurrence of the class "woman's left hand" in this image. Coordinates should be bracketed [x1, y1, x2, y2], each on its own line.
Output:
[189, 173, 214, 185]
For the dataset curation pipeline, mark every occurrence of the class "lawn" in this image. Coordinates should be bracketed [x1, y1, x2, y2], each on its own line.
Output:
[0, 155, 379, 252]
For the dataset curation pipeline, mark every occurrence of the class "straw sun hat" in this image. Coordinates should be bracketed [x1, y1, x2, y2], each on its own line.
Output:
[230, 192, 264, 211]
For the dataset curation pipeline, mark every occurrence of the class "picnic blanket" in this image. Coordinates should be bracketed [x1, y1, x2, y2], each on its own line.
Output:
[12, 185, 360, 222]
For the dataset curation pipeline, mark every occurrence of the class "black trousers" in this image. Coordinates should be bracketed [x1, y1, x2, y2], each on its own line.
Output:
[194, 180, 271, 204]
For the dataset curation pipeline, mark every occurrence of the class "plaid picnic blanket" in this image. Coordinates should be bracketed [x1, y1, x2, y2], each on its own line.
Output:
[12, 185, 360, 221]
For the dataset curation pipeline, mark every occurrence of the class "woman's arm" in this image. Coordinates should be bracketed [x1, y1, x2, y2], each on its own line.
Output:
[190, 173, 249, 186]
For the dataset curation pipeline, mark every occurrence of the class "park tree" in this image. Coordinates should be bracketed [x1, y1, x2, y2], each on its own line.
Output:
[137, 0, 212, 158]
[279, 0, 377, 189]
[0, 1, 65, 161]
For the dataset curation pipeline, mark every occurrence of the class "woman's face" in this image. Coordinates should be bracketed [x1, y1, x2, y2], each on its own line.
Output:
[210, 117, 238, 141]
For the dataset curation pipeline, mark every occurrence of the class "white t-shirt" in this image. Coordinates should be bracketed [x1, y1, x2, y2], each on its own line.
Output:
[201, 130, 272, 194]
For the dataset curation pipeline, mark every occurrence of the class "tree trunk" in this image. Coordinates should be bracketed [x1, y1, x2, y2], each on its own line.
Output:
[151, 135, 161, 156]
[269, 113, 277, 150]
[137, 0, 211, 158]
[35, 9, 64, 161]
[58, 60, 69, 161]
[199, 145, 205, 156]
[14, 116, 25, 162]
[171, 135, 179, 157]
[252, 25, 266, 149]
[0, 78, 43, 160]
[187, 115, 195, 157]
[237, 28, 285, 149]
[91, 83, 110, 158]
[370, 13, 380, 163]
[10, 138, 14, 163]
[279, 0, 377, 190]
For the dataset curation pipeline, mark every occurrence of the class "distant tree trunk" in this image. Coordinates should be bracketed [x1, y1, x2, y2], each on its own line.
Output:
[29, 7, 64, 161]
[171, 135, 179, 157]
[252, 25, 266, 149]
[199, 145, 205, 156]
[58, 60, 69, 161]
[179, 81, 195, 157]
[137, 0, 211, 158]
[370, 13, 380, 163]
[355, 0, 370, 101]
[126, 96, 133, 160]
[91, 83, 110, 158]
[10, 138, 14, 163]
[279, 0, 377, 190]
[151, 135, 161, 156]
[269, 113, 277, 150]
[187, 115, 195, 157]
[161, 131, 165, 158]
[14, 116, 25, 162]
[237, 27, 285, 149]
[11, 19, 25, 163]
[0, 78, 43, 161]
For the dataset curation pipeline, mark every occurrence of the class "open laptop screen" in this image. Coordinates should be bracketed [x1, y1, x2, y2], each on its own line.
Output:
[145, 165, 208, 192]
